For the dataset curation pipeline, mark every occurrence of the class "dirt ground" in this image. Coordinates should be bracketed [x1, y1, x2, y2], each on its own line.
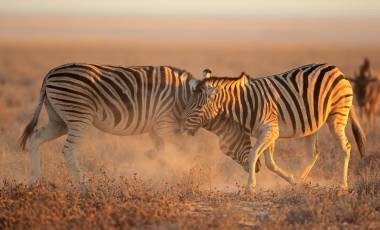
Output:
[0, 37, 380, 229]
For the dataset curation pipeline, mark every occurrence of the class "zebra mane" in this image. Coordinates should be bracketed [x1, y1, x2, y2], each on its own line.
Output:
[203, 74, 251, 82]
[206, 63, 327, 82]
[165, 66, 195, 79]
[103, 64, 196, 81]
[194, 74, 250, 92]
[199, 72, 252, 87]
[197, 63, 328, 89]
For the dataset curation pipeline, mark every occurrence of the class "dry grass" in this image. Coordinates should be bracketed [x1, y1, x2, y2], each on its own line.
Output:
[1, 164, 379, 229]
[0, 39, 380, 229]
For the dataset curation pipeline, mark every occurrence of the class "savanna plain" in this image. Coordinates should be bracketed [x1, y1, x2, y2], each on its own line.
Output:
[0, 17, 380, 229]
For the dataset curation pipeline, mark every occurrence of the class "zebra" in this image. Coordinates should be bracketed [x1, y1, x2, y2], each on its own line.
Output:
[19, 64, 261, 185]
[181, 63, 366, 191]
[350, 58, 380, 126]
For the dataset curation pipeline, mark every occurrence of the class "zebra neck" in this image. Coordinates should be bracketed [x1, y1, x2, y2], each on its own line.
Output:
[174, 75, 197, 115]
[219, 81, 256, 132]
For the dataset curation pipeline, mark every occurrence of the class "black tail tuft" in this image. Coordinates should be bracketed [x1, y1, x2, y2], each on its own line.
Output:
[19, 117, 39, 150]
[19, 75, 47, 150]
[350, 106, 366, 157]
[352, 122, 366, 157]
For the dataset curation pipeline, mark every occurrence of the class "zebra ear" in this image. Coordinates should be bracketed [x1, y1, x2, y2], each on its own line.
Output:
[239, 72, 249, 86]
[201, 69, 212, 80]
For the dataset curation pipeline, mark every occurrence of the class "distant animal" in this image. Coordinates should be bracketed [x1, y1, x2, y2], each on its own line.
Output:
[182, 64, 366, 191]
[20, 64, 261, 185]
[350, 58, 380, 126]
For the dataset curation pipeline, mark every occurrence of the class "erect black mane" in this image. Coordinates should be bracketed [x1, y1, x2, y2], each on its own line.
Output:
[200, 72, 251, 84]
[165, 66, 195, 79]
[193, 73, 248, 92]
[198, 63, 329, 85]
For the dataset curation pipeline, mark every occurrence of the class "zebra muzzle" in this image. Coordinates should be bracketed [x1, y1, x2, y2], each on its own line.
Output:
[187, 129, 196, 136]
[179, 122, 197, 136]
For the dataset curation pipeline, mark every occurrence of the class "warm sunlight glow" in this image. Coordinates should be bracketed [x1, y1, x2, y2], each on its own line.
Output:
[0, 0, 379, 229]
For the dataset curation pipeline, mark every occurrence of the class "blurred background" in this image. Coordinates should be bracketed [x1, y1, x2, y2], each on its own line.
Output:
[1, 0, 379, 75]
[0, 0, 379, 188]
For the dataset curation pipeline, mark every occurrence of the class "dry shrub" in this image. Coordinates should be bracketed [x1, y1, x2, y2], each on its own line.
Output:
[252, 143, 380, 230]
[354, 154, 380, 196]
[256, 183, 380, 229]
[0, 171, 257, 229]
[0, 175, 184, 229]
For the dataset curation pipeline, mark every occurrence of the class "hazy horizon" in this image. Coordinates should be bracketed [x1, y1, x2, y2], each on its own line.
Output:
[0, 15, 379, 45]
[1, 0, 380, 19]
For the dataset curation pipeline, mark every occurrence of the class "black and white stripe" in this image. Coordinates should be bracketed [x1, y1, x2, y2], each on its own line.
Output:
[19, 63, 260, 185]
[183, 63, 366, 190]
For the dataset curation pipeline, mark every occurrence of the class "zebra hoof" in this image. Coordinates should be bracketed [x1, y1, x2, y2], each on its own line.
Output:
[297, 179, 312, 188]
[289, 175, 296, 186]
[333, 184, 349, 196]
[28, 177, 40, 187]
[339, 183, 349, 191]
[245, 184, 256, 194]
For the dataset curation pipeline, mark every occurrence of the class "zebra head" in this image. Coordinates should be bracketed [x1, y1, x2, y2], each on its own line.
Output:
[181, 69, 221, 135]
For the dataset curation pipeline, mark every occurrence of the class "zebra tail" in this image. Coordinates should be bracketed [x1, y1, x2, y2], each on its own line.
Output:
[350, 106, 366, 157]
[19, 77, 48, 150]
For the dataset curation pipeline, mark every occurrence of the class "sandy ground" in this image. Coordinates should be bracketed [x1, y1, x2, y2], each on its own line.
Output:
[0, 25, 380, 228]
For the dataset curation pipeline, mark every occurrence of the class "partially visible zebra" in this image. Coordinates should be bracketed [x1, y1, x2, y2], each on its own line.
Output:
[20, 64, 260, 185]
[182, 64, 366, 191]
[350, 58, 380, 126]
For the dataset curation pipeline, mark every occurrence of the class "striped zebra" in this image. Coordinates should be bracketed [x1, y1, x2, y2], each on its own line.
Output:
[19, 64, 261, 185]
[181, 63, 366, 191]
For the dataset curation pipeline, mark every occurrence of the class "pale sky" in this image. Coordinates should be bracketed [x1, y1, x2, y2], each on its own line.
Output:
[1, 0, 379, 18]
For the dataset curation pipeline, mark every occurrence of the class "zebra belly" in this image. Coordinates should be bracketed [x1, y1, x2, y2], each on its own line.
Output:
[277, 118, 327, 139]
[92, 115, 155, 136]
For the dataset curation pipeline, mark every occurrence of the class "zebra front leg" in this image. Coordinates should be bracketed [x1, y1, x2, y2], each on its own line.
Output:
[328, 119, 351, 190]
[247, 127, 279, 191]
[300, 133, 320, 182]
[146, 131, 168, 167]
[145, 131, 165, 159]
[63, 122, 91, 186]
[63, 133, 82, 186]
[263, 144, 296, 185]
[29, 121, 67, 185]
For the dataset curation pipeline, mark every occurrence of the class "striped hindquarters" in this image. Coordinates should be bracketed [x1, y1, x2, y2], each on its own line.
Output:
[249, 63, 352, 136]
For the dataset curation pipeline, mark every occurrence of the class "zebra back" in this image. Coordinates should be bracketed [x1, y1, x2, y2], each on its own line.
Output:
[45, 64, 196, 134]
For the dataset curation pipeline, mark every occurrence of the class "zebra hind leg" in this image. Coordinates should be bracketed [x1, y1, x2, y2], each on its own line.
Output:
[29, 121, 67, 185]
[299, 133, 320, 182]
[62, 127, 87, 186]
[29, 100, 67, 185]
[60, 117, 93, 187]
[247, 126, 279, 191]
[263, 143, 296, 185]
[328, 118, 351, 190]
